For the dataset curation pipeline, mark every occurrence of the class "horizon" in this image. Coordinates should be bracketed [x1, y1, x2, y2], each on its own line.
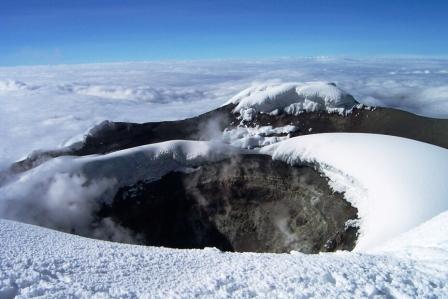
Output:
[2, 1, 448, 296]
[2, 55, 448, 69]
[1, 0, 448, 66]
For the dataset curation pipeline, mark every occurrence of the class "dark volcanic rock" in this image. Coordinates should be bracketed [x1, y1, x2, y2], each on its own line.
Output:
[98, 155, 358, 253]
[10, 104, 236, 173]
[75, 104, 235, 156]
[5, 87, 446, 254]
[249, 107, 448, 148]
[9, 104, 448, 176]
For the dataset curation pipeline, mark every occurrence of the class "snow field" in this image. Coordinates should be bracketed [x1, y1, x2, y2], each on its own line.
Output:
[1, 216, 447, 298]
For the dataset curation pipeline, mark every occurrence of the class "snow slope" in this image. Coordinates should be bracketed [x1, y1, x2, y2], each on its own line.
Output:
[0, 140, 241, 242]
[374, 210, 448, 261]
[261, 133, 448, 250]
[0, 134, 448, 298]
[2, 133, 448, 251]
[1, 213, 447, 298]
[1, 134, 448, 297]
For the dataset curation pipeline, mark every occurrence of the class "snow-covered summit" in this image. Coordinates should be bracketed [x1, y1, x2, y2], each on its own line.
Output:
[226, 81, 358, 120]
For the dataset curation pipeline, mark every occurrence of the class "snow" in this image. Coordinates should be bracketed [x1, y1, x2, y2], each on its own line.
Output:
[2, 57, 448, 168]
[222, 125, 298, 149]
[1, 212, 447, 298]
[261, 133, 448, 251]
[0, 134, 447, 297]
[0, 63, 232, 169]
[226, 81, 357, 120]
[373, 210, 448, 261]
[0, 140, 241, 242]
[5, 132, 448, 253]
[1, 58, 448, 297]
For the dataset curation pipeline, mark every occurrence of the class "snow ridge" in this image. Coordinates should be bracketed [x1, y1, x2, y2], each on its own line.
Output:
[226, 81, 358, 120]
[0, 140, 241, 243]
[261, 133, 448, 251]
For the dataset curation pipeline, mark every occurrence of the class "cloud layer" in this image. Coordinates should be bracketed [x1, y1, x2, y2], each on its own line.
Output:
[1, 57, 448, 168]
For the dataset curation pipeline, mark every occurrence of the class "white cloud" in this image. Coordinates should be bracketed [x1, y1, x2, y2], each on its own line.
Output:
[57, 83, 206, 104]
[0, 168, 127, 241]
[0, 57, 448, 168]
[0, 140, 238, 243]
[0, 79, 38, 92]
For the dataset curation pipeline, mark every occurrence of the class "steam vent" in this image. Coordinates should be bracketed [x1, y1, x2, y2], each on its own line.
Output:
[6, 81, 448, 255]
[99, 155, 358, 253]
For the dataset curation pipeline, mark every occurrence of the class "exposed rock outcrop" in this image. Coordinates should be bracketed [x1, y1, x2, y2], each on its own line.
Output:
[99, 155, 358, 253]
[4, 83, 448, 255]
[11, 103, 448, 174]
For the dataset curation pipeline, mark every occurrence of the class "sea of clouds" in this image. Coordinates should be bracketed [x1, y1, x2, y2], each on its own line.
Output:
[1, 57, 448, 242]
[1, 57, 448, 169]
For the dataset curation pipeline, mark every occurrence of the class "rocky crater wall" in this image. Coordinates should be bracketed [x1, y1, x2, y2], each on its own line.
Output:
[99, 155, 358, 253]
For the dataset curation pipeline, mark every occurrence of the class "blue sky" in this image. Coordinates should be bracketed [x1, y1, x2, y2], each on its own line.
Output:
[1, 0, 447, 66]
